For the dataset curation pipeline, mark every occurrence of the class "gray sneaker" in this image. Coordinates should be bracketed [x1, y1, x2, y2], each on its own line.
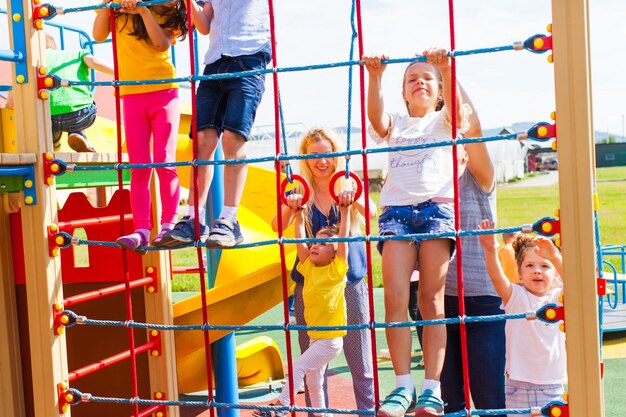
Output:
[158, 216, 210, 247]
[205, 218, 244, 248]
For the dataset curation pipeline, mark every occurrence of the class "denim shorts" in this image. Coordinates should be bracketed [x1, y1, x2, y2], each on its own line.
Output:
[195, 51, 270, 141]
[51, 103, 97, 144]
[505, 378, 564, 417]
[377, 200, 455, 257]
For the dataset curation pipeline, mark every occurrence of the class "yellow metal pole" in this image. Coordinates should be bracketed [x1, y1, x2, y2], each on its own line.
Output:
[551, 1, 604, 416]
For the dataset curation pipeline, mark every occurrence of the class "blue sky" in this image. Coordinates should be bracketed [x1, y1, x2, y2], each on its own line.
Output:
[1, 0, 624, 136]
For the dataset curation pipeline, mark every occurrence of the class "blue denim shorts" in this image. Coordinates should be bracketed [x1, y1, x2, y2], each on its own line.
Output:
[505, 378, 564, 416]
[51, 103, 97, 144]
[377, 200, 456, 257]
[195, 51, 270, 141]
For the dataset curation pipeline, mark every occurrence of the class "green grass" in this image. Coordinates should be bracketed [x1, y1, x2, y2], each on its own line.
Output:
[171, 166, 626, 290]
[167, 167, 626, 416]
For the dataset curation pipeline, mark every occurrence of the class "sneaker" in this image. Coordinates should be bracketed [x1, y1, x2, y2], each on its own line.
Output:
[414, 389, 444, 417]
[157, 216, 210, 247]
[116, 233, 148, 255]
[377, 387, 417, 417]
[68, 132, 96, 152]
[205, 218, 244, 248]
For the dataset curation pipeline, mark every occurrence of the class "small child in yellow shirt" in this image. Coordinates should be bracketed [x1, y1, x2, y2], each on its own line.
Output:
[254, 190, 354, 417]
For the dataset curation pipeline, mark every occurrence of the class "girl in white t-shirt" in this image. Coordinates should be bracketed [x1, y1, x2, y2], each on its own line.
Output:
[478, 220, 566, 417]
[364, 48, 471, 417]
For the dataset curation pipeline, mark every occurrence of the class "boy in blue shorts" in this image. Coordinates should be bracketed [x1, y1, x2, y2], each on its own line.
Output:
[158, 0, 271, 248]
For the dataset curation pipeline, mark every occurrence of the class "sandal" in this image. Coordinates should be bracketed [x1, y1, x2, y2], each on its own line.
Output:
[151, 228, 172, 247]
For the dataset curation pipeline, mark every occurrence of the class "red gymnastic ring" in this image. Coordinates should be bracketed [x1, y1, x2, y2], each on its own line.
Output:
[329, 170, 364, 204]
[280, 174, 311, 207]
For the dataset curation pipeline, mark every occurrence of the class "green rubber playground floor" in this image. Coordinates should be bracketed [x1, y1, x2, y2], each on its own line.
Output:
[173, 289, 626, 417]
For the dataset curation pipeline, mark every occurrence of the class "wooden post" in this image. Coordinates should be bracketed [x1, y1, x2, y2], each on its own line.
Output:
[143, 178, 180, 417]
[551, 1, 604, 416]
[8, 0, 69, 415]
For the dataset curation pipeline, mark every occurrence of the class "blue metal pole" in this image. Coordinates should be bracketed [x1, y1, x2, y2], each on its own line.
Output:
[205, 144, 239, 417]
[0, 48, 23, 62]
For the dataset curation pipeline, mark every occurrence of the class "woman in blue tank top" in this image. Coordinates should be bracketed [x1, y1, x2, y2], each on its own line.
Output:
[272, 128, 377, 413]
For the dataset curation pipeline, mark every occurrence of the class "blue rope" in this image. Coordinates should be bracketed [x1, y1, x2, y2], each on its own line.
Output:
[63, 308, 536, 333]
[58, 131, 524, 173]
[57, 224, 525, 252]
[65, 388, 375, 414]
[57, 42, 528, 88]
[277, 87, 293, 182]
[344, 0, 358, 176]
[64, 390, 560, 416]
[59, 0, 172, 15]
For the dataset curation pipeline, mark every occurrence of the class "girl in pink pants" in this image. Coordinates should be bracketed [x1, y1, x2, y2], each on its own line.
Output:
[93, 0, 188, 252]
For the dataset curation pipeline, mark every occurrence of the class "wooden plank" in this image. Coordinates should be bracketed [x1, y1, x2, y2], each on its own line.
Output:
[0, 153, 37, 165]
[53, 152, 129, 164]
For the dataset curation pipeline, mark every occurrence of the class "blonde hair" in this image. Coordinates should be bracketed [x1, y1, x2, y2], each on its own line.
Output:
[296, 127, 363, 236]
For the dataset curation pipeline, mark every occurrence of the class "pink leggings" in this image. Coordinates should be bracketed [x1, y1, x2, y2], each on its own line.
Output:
[122, 89, 180, 231]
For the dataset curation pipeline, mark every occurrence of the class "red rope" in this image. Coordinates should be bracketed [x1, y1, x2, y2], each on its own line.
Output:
[447, 0, 472, 411]
[267, 0, 297, 410]
[185, 1, 216, 414]
[109, 9, 140, 417]
[354, 0, 381, 409]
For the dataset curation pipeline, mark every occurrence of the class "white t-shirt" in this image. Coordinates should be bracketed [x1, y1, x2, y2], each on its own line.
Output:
[368, 108, 469, 207]
[503, 284, 567, 384]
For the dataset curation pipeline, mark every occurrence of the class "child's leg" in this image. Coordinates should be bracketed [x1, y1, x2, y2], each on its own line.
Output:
[186, 128, 218, 216]
[122, 94, 153, 232]
[221, 130, 247, 211]
[150, 89, 180, 227]
[278, 338, 342, 409]
[294, 282, 326, 416]
[381, 240, 417, 382]
[417, 238, 450, 383]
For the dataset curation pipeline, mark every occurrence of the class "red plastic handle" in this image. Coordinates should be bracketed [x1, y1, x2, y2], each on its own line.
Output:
[329, 170, 364, 204]
[280, 174, 311, 207]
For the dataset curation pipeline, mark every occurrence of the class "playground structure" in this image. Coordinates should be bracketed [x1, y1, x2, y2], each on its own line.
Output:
[0, 1, 614, 417]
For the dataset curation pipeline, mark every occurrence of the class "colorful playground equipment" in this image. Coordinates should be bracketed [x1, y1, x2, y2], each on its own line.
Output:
[0, 1, 613, 417]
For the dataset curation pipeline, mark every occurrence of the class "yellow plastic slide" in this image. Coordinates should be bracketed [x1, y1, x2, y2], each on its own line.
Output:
[172, 164, 297, 394]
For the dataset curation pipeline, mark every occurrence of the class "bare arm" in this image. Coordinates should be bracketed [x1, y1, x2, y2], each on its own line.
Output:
[459, 83, 494, 192]
[363, 54, 391, 139]
[271, 192, 304, 232]
[83, 54, 115, 75]
[534, 237, 564, 278]
[294, 209, 309, 263]
[133, 4, 173, 52]
[93, 0, 112, 42]
[351, 183, 377, 219]
[424, 48, 463, 126]
[191, 0, 213, 35]
[478, 219, 513, 303]
[336, 190, 353, 263]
